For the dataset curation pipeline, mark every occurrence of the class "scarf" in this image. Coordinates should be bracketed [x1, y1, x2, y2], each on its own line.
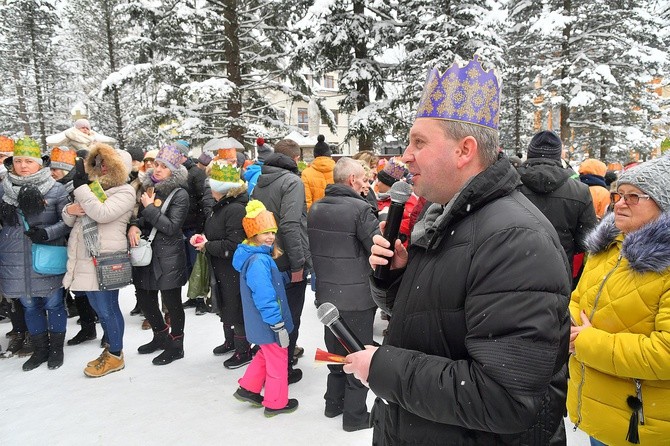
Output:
[1, 168, 55, 206]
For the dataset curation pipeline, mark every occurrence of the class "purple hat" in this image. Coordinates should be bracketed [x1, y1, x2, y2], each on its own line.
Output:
[155, 144, 183, 171]
[378, 157, 407, 187]
[198, 152, 213, 166]
[415, 55, 501, 130]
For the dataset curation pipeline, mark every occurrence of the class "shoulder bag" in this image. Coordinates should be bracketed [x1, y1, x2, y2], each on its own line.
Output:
[19, 212, 67, 276]
[130, 188, 179, 267]
[81, 215, 132, 291]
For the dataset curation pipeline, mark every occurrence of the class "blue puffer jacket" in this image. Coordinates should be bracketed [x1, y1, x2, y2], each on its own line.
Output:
[0, 181, 70, 298]
[243, 162, 262, 197]
[232, 242, 293, 345]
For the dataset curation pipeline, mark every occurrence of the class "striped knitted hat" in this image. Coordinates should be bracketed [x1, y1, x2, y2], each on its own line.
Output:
[243, 200, 277, 238]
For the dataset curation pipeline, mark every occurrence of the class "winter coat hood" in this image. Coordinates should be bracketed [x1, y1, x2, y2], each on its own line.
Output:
[262, 153, 299, 175]
[518, 158, 572, 194]
[309, 156, 335, 174]
[232, 242, 272, 272]
[86, 143, 129, 190]
[585, 211, 670, 274]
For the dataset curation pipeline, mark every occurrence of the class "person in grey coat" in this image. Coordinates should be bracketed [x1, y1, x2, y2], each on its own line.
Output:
[128, 144, 189, 366]
[0, 137, 70, 371]
[307, 157, 380, 432]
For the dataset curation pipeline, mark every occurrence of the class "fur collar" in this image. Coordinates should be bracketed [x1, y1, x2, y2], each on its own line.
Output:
[86, 144, 128, 190]
[141, 165, 188, 195]
[585, 212, 670, 273]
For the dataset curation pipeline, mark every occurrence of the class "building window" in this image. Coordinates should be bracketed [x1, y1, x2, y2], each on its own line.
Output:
[298, 108, 309, 131]
[324, 75, 335, 89]
[330, 110, 339, 125]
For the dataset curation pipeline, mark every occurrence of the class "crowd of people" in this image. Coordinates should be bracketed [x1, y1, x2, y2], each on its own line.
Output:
[1, 53, 669, 444]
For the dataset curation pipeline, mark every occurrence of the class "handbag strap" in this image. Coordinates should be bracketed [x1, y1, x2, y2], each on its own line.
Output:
[18, 211, 30, 231]
[146, 188, 179, 243]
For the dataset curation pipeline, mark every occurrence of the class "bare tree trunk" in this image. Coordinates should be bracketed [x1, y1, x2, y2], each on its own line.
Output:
[224, 0, 244, 142]
[12, 67, 32, 136]
[27, 11, 47, 148]
[559, 0, 572, 148]
[512, 73, 522, 154]
[103, 1, 125, 150]
[354, 0, 372, 151]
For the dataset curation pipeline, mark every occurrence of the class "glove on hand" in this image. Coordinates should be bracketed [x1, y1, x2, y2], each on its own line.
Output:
[0, 201, 18, 226]
[24, 227, 48, 243]
[72, 158, 91, 189]
[270, 322, 290, 348]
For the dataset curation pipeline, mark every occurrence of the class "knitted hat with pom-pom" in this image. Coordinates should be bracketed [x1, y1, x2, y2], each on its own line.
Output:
[243, 200, 278, 238]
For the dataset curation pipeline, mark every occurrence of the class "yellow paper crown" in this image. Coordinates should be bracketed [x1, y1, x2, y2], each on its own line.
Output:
[210, 161, 241, 183]
[243, 200, 277, 238]
[50, 147, 77, 170]
[14, 137, 41, 159]
[0, 136, 14, 155]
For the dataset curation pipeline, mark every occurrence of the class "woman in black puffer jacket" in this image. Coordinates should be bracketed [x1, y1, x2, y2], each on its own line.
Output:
[128, 144, 189, 366]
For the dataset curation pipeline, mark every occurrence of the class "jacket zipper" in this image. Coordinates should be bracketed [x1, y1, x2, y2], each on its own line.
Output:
[574, 253, 623, 431]
[635, 379, 644, 425]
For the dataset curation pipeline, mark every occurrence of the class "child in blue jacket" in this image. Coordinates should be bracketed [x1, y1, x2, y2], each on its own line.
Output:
[231, 200, 297, 417]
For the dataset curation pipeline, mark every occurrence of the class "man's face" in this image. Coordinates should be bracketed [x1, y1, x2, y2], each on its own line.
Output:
[350, 166, 367, 194]
[403, 119, 460, 205]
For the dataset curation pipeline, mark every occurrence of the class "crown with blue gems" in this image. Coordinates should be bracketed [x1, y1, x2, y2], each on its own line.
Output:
[415, 55, 501, 130]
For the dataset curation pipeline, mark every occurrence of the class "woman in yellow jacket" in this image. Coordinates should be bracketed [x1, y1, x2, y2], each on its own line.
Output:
[301, 135, 334, 211]
[569, 155, 670, 445]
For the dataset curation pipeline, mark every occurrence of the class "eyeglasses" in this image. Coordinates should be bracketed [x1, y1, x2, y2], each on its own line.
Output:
[610, 192, 652, 205]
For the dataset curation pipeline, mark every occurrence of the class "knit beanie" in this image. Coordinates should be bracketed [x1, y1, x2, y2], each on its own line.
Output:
[74, 119, 91, 131]
[527, 131, 563, 160]
[125, 145, 145, 162]
[13, 137, 43, 165]
[314, 134, 331, 157]
[0, 136, 14, 158]
[144, 149, 158, 161]
[257, 143, 273, 162]
[243, 200, 278, 238]
[209, 161, 243, 194]
[578, 159, 607, 177]
[617, 155, 670, 212]
[155, 145, 183, 171]
[198, 152, 213, 166]
[175, 139, 190, 156]
[50, 147, 77, 171]
[377, 157, 407, 187]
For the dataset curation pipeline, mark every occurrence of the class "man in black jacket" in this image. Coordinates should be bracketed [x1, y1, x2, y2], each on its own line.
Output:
[518, 130, 597, 284]
[344, 57, 571, 445]
[307, 157, 380, 432]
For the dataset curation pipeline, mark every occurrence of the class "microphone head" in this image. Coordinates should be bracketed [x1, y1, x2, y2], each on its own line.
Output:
[317, 302, 339, 327]
[389, 181, 413, 204]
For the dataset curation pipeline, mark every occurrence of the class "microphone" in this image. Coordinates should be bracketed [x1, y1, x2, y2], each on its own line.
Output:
[317, 302, 364, 354]
[374, 181, 413, 280]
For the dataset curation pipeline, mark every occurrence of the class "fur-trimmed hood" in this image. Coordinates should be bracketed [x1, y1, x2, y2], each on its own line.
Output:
[585, 212, 670, 273]
[86, 143, 129, 190]
[140, 165, 188, 195]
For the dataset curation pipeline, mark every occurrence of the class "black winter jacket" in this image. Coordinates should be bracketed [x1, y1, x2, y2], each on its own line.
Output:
[518, 158, 597, 271]
[204, 187, 248, 325]
[132, 168, 189, 290]
[369, 157, 571, 445]
[307, 184, 380, 311]
[182, 158, 215, 232]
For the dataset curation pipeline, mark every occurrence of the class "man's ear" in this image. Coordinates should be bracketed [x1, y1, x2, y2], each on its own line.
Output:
[456, 136, 479, 169]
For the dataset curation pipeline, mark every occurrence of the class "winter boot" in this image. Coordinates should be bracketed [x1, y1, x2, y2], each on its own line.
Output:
[233, 387, 264, 407]
[22, 332, 50, 371]
[195, 297, 208, 315]
[213, 324, 235, 355]
[129, 301, 142, 316]
[137, 327, 169, 354]
[87, 348, 109, 368]
[2, 331, 25, 358]
[17, 333, 33, 357]
[152, 334, 184, 365]
[84, 351, 125, 377]
[223, 349, 253, 369]
[47, 331, 66, 369]
[264, 399, 299, 417]
[67, 323, 97, 346]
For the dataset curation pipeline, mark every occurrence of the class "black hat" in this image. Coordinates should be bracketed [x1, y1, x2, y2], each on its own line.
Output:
[125, 146, 145, 162]
[527, 131, 563, 160]
[313, 134, 331, 157]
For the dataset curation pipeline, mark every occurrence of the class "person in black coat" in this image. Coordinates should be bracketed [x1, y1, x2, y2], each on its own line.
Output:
[345, 59, 571, 445]
[518, 130, 598, 280]
[307, 157, 380, 432]
[128, 144, 189, 366]
[191, 162, 249, 368]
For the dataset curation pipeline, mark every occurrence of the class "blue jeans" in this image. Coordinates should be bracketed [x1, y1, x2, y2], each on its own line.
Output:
[87, 290, 124, 352]
[590, 437, 607, 446]
[19, 287, 66, 335]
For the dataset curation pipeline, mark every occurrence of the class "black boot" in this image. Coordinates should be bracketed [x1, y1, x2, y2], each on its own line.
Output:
[137, 327, 169, 354]
[22, 332, 50, 371]
[48, 331, 66, 369]
[152, 334, 184, 365]
[67, 323, 97, 346]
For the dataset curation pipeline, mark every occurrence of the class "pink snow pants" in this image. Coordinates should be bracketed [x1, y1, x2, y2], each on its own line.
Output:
[238, 343, 289, 410]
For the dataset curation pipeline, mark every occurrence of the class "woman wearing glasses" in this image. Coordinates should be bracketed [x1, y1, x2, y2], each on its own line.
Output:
[568, 155, 670, 445]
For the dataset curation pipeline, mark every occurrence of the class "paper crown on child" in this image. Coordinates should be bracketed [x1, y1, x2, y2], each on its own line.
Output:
[50, 147, 77, 171]
[378, 157, 407, 187]
[243, 200, 278, 238]
[14, 137, 42, 159]
[415, 55, 501, 130]
[0, 136, 14, 157]
[215, 148, 237, 162]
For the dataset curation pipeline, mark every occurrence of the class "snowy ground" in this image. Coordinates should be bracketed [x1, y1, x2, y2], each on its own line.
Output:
[0, 286, 590, 445]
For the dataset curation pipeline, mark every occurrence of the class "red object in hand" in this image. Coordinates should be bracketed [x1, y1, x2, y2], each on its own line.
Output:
[193, 235, 204, 244]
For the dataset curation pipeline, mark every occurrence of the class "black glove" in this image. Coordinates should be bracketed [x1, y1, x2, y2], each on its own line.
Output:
[72, 158, 91, 189]
[24, 227, 48, 243]
[270, 322, 290, 348]
[0, 201, 18, 226]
